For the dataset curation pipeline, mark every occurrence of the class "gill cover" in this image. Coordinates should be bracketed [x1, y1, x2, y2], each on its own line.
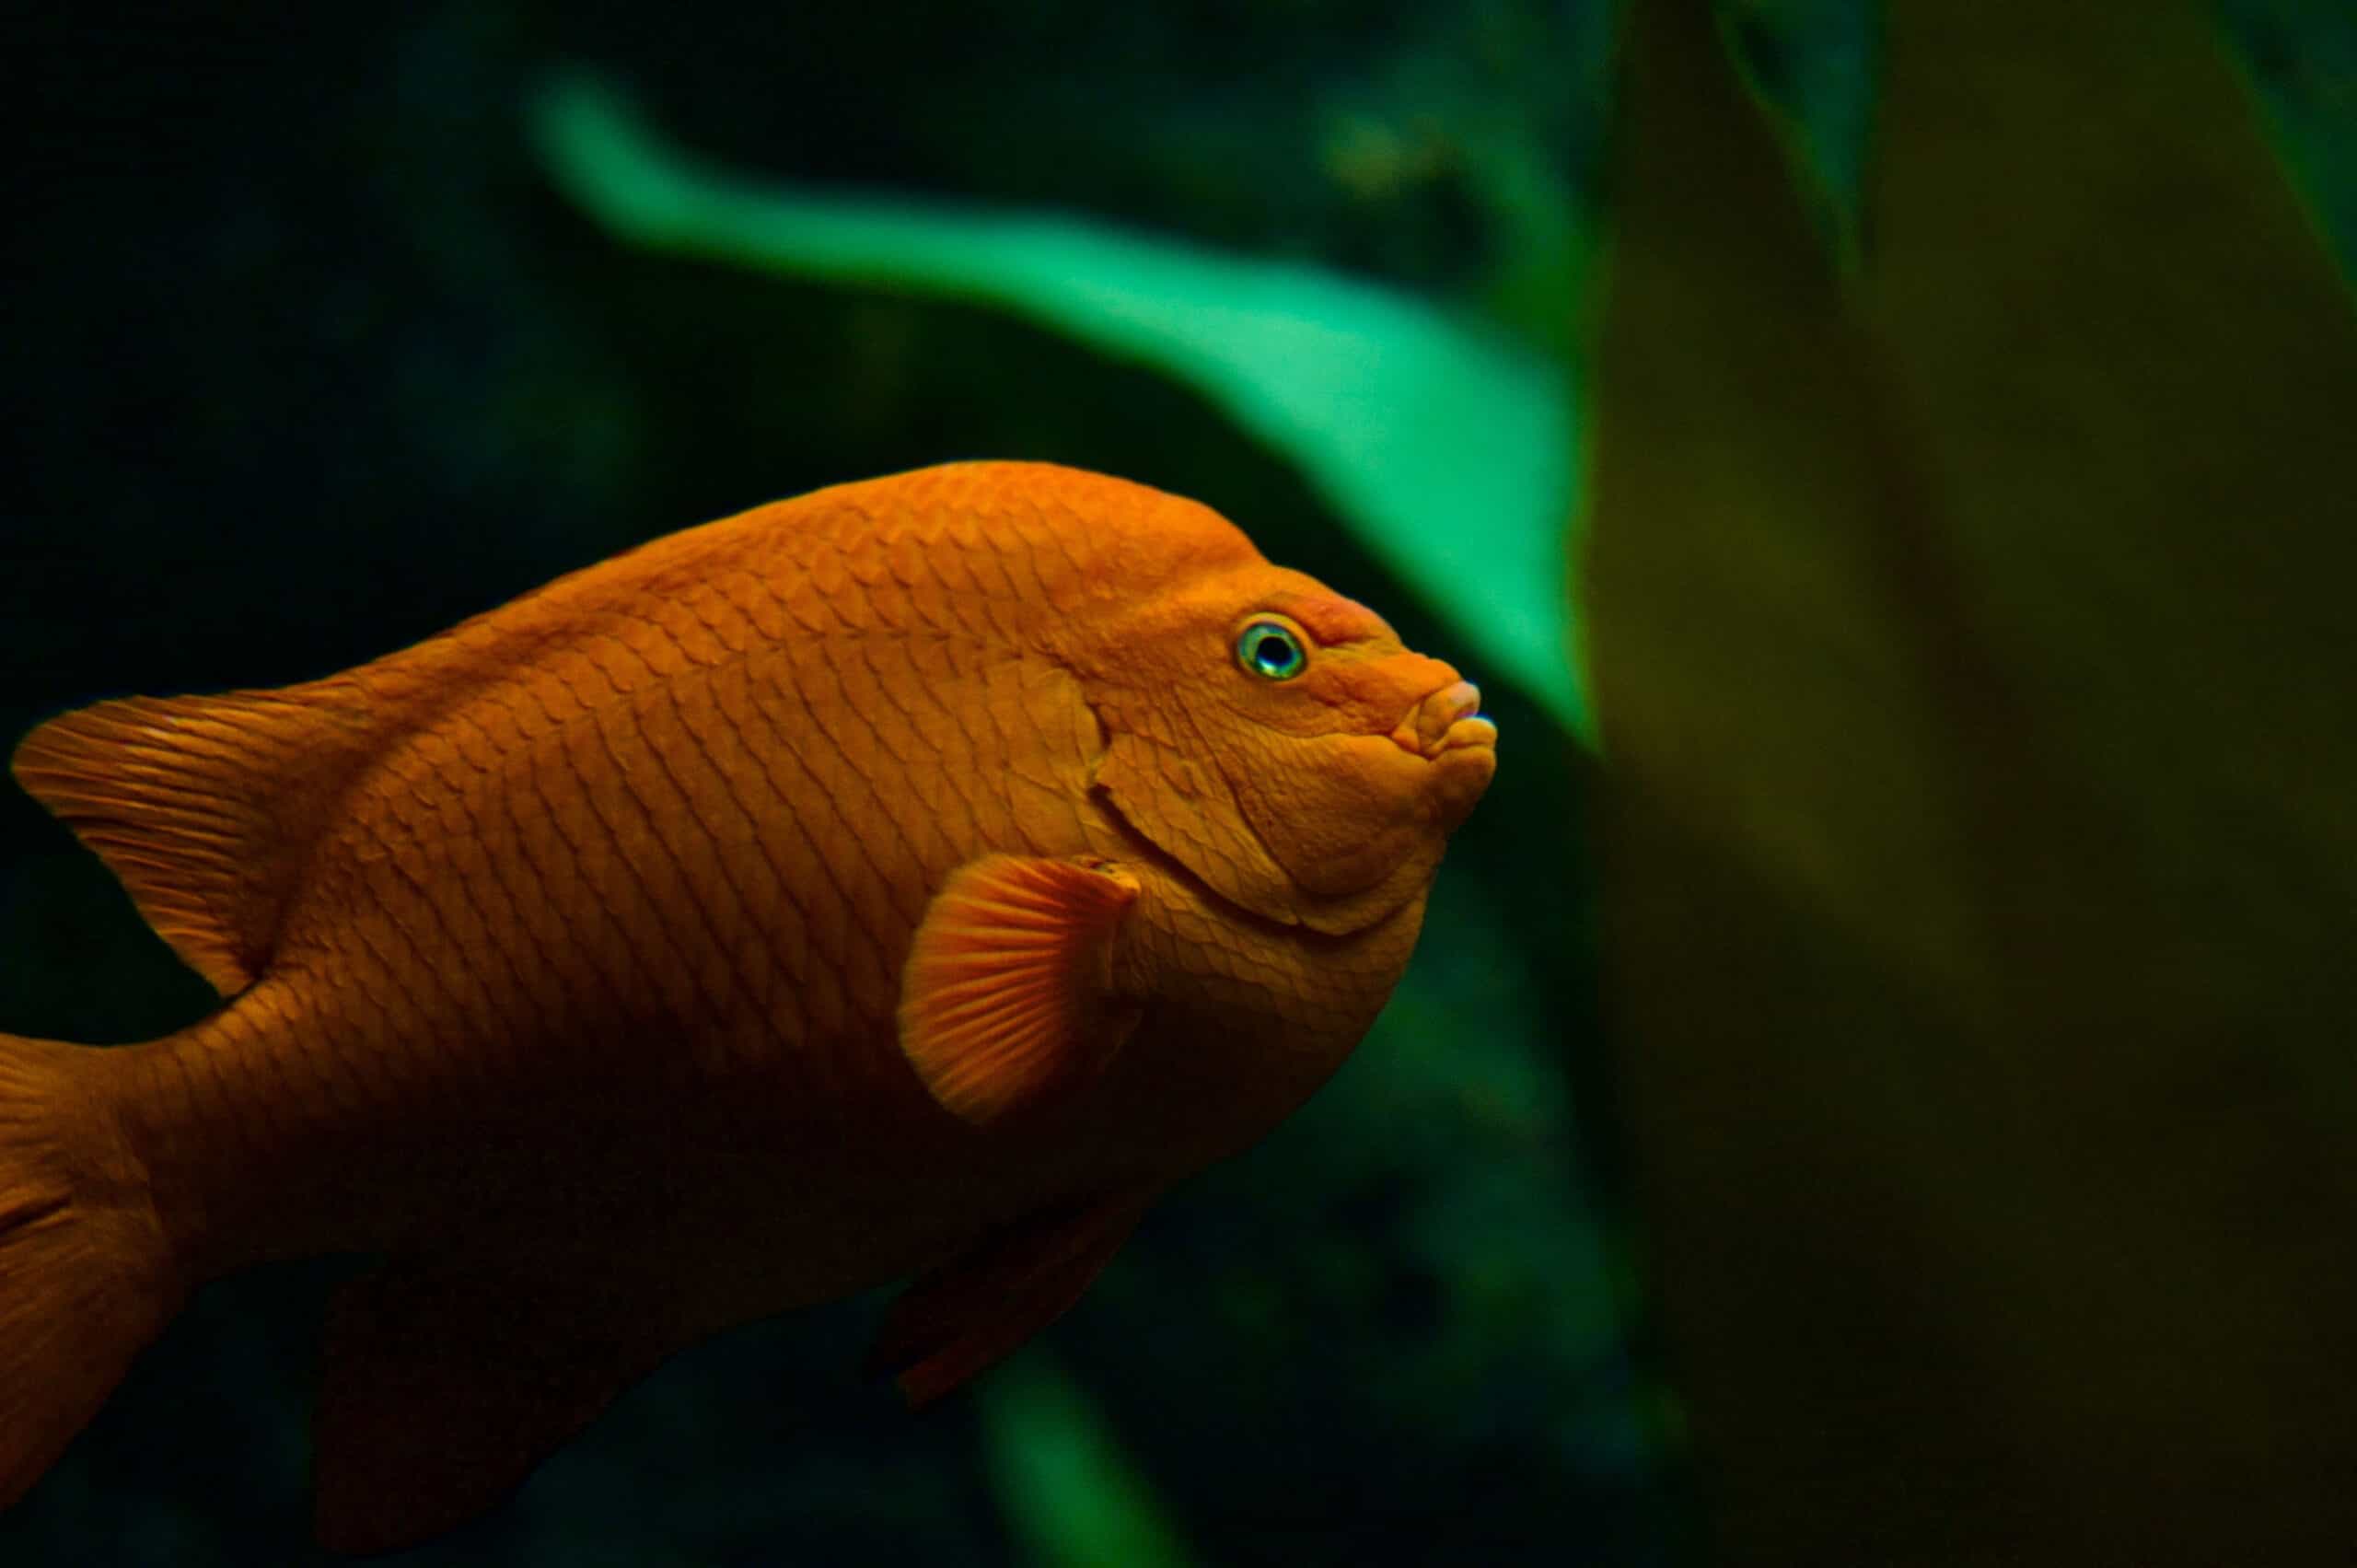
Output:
[1074, 563, 1486, 935]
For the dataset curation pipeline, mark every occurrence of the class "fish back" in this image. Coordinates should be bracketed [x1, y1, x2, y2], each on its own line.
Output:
[261, 469, 1121, 1100]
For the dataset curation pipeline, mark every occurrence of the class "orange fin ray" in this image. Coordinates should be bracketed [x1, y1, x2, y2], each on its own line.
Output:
[897, 854, 1141, 1123]
[312, 1259, 668, 1555]
[10, 689, 376, 995]
[865, 1191, 1150, 1406]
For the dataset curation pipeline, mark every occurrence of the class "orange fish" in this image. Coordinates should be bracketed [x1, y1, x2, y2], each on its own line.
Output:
[0, 460, 1494, 1551]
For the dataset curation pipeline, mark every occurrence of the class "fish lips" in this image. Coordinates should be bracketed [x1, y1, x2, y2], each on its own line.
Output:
[1388, 678, 1497, 837]
[1388, 679, 1499, 761]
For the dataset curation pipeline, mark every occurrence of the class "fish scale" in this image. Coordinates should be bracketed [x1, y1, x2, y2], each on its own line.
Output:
[0, 460, 1494, 1550]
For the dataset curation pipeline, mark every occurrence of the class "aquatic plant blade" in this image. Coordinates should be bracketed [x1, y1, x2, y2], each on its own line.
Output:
[974, 1350, 1193, 1568]
[1583, 0, 2357, 1559]
[531, 73, 1587, 738]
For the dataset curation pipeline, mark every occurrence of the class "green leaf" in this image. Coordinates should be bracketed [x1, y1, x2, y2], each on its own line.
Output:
[529, 72, 1588, 739]
[1584, 0, 2357, 1557]
[974, 1350, 1193, 1568]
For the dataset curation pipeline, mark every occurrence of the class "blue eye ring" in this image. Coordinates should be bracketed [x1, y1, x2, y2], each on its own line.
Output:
[1235, 618, 1309, 680]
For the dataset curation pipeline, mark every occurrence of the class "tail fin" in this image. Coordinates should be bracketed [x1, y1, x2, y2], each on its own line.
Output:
[0, 1033, 180, 1511]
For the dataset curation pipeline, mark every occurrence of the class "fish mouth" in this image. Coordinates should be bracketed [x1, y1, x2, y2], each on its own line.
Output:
[1388, 679, 1498, 760]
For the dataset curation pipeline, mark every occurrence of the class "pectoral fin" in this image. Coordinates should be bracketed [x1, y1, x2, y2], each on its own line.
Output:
[865, 1191, 1151, 1406]
[312, 1260, 669, 1555]
[897, 854, 1141, 1123]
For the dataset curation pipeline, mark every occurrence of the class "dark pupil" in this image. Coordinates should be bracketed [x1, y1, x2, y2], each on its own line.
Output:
[1251, 631, 1292, 672]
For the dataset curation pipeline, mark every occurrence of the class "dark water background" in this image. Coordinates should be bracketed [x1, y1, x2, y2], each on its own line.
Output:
[4, 2, 2351, 1563]
[4, 3, 1640, 1563]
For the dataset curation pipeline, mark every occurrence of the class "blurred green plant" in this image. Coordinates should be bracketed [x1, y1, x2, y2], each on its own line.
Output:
[1584, 0, 2357, 1559]
[975, 1350, 1193, 1568]
[528, 72, 1590, 740]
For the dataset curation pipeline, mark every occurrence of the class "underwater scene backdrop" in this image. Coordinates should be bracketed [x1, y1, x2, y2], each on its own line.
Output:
[4, 0, 2352, 1563]
[5, 3, 1640, 1562]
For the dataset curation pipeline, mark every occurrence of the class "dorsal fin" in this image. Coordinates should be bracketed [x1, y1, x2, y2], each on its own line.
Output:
[3, 507, 810, 1000]
[11, 686, 377, 995]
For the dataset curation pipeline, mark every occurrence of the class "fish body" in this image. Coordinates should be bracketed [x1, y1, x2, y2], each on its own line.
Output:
[0, 461, 1493, 1550]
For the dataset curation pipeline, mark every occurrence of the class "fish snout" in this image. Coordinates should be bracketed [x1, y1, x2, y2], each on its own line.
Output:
[1391, 678, 1498, 760]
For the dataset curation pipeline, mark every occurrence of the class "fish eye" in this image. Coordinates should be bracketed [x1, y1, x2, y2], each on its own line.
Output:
[1234, 619, 1309, 681]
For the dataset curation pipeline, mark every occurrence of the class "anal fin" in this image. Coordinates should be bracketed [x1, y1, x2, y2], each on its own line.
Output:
[866, 1191, 1150, 1407]
[313, 1259, 668, 1555]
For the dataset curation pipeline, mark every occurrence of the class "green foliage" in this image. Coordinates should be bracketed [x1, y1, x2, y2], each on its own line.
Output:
[530, 73, 1590, 739]
[1585, 0, 2357, 1558]
[975, 1352, 1193, 1568]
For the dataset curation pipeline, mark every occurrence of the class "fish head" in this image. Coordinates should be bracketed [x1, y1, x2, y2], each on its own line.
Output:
[1068, 553, 1497, 935]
